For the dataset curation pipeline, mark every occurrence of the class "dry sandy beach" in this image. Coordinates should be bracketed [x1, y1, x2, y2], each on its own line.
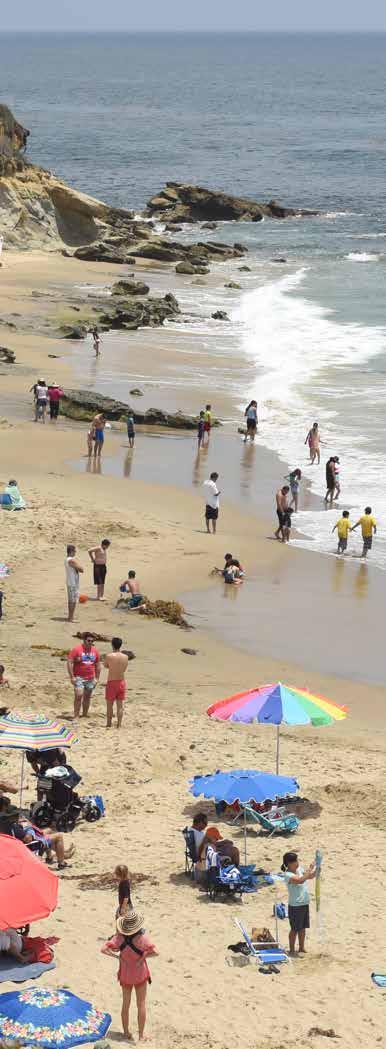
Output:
[0, 250, 385, 1049]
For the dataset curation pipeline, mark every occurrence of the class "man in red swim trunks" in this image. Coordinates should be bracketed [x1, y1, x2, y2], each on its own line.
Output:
[104, 637, 129, 729]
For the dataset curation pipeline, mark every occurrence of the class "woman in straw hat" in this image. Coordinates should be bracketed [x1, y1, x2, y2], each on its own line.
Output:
[102, 909, 158, 1041]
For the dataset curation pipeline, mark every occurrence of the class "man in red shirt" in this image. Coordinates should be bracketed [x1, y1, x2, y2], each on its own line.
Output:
[67, 633, 101, 718]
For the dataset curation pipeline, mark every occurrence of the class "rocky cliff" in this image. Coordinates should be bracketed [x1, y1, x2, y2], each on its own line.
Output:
[0, 104, 315, 256]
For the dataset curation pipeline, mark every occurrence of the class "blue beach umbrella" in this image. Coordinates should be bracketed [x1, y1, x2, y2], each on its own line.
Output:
[190, 768, 299, 861]
[0, 986, 111, 1048]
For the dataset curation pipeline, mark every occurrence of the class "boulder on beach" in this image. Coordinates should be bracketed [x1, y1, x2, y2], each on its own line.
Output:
[225, 281, 241, 289]
[0, 346, 15, 363]
[212, 310, 230, 321]
[60, 388, 200, 430]
[112, 279, 150, 296]
[59, 324, 88, 339]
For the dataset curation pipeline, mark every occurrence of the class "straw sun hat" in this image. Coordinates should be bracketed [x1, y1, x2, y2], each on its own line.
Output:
[116, 910, 144, 937]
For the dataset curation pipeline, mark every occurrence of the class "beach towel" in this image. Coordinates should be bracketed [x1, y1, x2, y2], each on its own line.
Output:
[0, 955, 56, 984]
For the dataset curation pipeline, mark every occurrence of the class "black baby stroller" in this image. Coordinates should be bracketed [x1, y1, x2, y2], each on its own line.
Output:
[30, 765, 103, 832]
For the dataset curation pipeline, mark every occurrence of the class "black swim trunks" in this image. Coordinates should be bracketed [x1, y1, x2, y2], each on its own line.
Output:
[205, 505, 219, 521]
[276, 509, 285, 527]
[93, 563, 107, 585]
[288, 904, 310, 932]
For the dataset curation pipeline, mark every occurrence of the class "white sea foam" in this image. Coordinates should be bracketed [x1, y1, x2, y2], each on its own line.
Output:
[344, 252, 380, 262]
[235, 268, 386, 568]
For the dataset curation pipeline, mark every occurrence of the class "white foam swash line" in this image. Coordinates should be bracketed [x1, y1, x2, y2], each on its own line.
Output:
[234, 266, 386, 567]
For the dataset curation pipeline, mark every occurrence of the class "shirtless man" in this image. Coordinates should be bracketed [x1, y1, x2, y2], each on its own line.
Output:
[119, 569, 143, 609]
[104, 637, 129, 728]
[275, 485, 290, 541]
[88, 538, 111, 600]
[92, 413, 106, 458]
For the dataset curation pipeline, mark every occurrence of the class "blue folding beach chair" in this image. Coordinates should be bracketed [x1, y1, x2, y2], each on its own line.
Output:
[371, 974, 386, 989]
[255, 811, 300, 837]
[234, 918, 289, 968]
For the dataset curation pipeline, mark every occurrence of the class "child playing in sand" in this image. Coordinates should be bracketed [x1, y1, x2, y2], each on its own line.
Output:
[119, 570, 143, 609]
[332, 509, 351, 555]
[281, 850, 316, 955]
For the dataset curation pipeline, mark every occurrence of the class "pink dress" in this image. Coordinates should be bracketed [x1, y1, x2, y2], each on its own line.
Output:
[104, 932, 157, 987]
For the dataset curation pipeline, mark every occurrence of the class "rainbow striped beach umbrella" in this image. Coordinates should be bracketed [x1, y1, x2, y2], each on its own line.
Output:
[207, 683, 347, 773]
[0, 711, 78, 805]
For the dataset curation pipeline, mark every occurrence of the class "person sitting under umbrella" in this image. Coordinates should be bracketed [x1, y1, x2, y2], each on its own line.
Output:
[13, 818, 75, 870]
[0, 928, 32, 964]
[198, 826, 240, 868]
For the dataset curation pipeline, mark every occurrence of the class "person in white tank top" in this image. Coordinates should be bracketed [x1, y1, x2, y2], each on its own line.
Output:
[65, 544, 83, 622]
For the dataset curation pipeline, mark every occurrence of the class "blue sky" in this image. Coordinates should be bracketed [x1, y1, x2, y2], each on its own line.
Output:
[2, 0, 386, 31]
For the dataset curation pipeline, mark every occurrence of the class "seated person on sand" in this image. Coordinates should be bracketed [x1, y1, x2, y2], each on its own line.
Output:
[0, 928, 33, 964]
[213, 553, 244, 583]
[198, 826, 240, 868]
[15, 819, 75, 871]
[0, 479, 26, 510]
[119, 570, 144, 609]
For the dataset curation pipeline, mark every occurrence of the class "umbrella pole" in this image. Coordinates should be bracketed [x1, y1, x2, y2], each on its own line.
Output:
[276, 725, 280, 775]
[20, 750, 25, 809]
[244, 807, 247, 865]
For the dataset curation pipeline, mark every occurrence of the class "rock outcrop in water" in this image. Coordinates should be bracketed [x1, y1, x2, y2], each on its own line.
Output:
[0, 104, 246, 262]
[146, 182, 318, 223]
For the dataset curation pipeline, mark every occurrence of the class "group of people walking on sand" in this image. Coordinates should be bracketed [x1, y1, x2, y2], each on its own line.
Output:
[30, 379, 64, 423]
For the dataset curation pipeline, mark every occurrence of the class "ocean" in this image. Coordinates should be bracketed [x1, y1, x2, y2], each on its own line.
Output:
[2, 31, 386, 565]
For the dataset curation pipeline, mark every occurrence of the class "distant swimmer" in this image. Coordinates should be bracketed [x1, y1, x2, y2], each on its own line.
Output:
[351, 506, 377, 559]
[244, 400, 258, 442]
[305, 422, 321, 465]
[285, 468, 302, 512]
[332, 509, 351, 555]
[275, 485, 290, 542]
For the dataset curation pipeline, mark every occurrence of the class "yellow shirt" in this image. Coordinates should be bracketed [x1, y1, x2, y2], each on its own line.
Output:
[337, 517, 350, 539]
[359, 514, 376, 538]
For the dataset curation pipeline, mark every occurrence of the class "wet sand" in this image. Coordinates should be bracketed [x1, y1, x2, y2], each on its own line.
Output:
[71, 427, 386, 687]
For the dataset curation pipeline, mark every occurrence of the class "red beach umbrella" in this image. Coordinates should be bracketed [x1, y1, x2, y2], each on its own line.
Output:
[0, 836, 58, 930]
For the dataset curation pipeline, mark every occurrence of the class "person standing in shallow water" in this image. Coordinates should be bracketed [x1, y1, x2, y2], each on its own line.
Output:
[305, 422, 321, 465]
[244, 400, 258, 442]
[275, 485, 290, 541]
[203, 471, 220, 534]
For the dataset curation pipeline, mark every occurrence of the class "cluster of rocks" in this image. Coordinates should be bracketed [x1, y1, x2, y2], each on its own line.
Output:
[146, 182, 318, 224]
[0, 346, 15, 363]
[60, 389, 200, 430]
[57, 283, 181, 339]
[74, 234, 246, 268]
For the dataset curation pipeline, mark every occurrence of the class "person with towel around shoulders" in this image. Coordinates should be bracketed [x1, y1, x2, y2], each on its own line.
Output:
[102, 909, 158, 1042]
